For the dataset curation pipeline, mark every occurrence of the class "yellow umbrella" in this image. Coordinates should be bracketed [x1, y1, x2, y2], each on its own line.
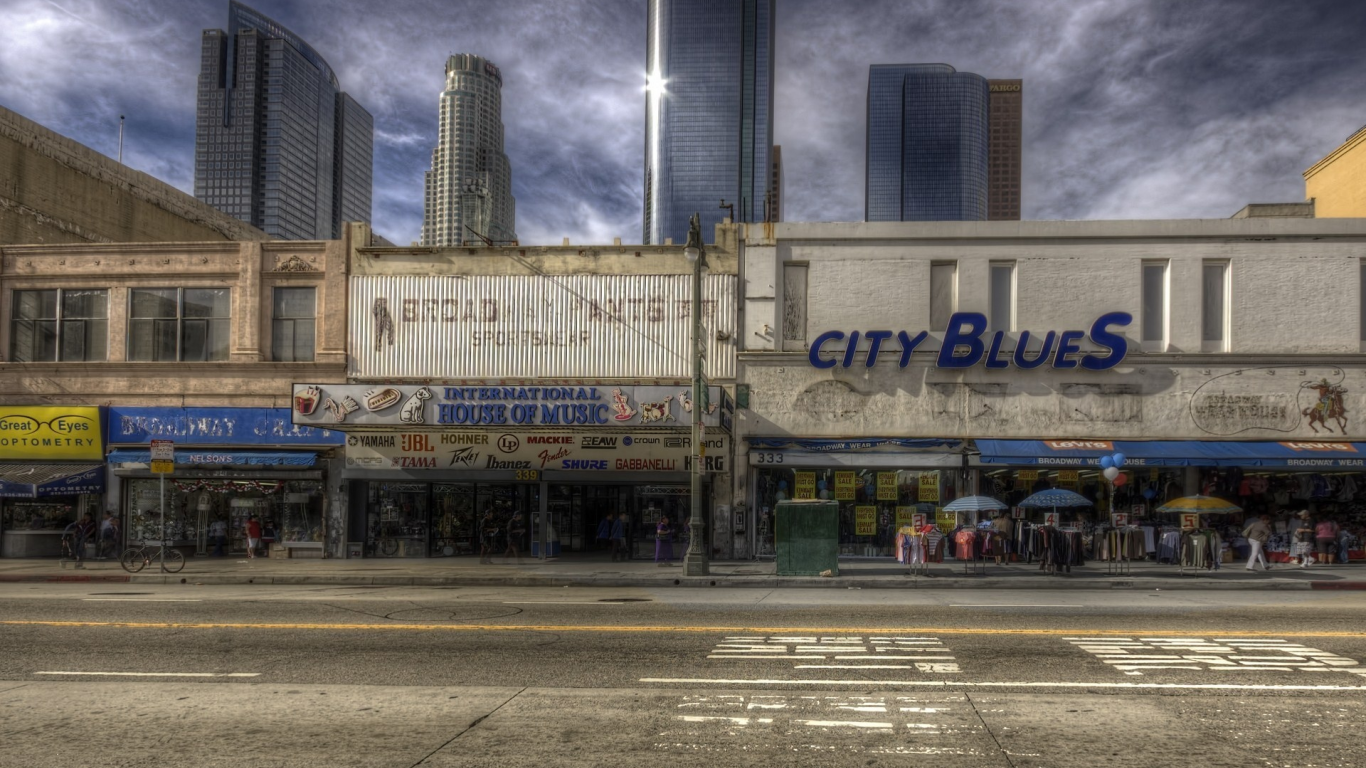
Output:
[1155, 496, 1242, 515]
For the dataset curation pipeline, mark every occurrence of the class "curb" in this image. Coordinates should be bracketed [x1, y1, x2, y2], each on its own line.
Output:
[0, 574, 131, 583]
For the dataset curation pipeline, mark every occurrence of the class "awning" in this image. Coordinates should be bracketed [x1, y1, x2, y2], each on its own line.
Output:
[0, 463, 105, 498]
[975, 440, 1366, 469]
[748, 438, 965, 468]
[748, 438, 963, 452]
[107, 449, 317, 468]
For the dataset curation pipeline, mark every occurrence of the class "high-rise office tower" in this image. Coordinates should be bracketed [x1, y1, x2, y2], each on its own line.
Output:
[865, 64, 988, 222]
[770, 145, 783, 222]
[195, 1, 373, 240]
[987, 79, 1022, 221]
[644, 0, 775, 245]
[422, 54, 517, 247]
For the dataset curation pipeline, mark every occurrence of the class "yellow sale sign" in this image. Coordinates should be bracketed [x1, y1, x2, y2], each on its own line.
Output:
[834, 471, 856, 501]
[918, 472, 940, 502]
[794, 472, 816, 500]
[876, 472, 898, 501]
[855, 506, 877, 536]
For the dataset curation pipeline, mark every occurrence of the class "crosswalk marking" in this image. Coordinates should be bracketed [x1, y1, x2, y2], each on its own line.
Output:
[708, 636, 961, 673]
[1066, 636, 1366, 677]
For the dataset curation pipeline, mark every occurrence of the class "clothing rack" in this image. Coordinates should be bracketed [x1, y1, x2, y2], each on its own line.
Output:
[1096, 525, 1144, 575]
[896, 525, 936, 577]
[953, 527, 986, 575]
[1179, 528, 1223, 574]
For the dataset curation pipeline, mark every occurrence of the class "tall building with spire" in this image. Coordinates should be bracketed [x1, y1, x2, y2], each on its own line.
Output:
[643, 0, 775, 245]
[194, 1, 372, 240]
[422, 54, 517, 247]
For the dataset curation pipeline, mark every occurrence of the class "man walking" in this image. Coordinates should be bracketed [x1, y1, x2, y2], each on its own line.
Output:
[1243, 514, 1272, 571]
[71, 513, 96, 569]
[98, 512, 119, 560]
[611, 513, 629, 561]
[244, 514, 262, 560]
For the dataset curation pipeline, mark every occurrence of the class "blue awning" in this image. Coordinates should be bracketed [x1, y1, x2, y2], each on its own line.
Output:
[748, 438, 963, 452]
[107, 449, 317, 468]
[975, 440, 1366, 469]
[0, 463, 105, 498]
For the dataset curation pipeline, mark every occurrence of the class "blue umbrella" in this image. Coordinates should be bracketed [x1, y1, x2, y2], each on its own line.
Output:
[1018, 489, 1093, 508]
[942, 495, 1009, 513]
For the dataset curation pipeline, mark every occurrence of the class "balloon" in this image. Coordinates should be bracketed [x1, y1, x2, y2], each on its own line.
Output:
[1100, 456, 1114, 469]
[1113, 473, 1129, 488]
[1143, 488, 1156, 499]
[1112, 453, 1126, 468]
[778, 481, 788, 490]
[817, 480, 827, 491]
[1103, 466, 1120, 481]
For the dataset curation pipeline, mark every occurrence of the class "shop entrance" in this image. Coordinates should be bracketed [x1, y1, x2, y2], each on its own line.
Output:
[547, 485, 626, 554]
[363, 481, 540, 558]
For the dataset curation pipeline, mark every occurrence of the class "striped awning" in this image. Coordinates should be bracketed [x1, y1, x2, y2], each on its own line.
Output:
[0, 463, 105, 498]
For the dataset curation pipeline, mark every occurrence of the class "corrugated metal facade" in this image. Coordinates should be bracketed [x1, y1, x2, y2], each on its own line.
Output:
[350, 275, 737, 380]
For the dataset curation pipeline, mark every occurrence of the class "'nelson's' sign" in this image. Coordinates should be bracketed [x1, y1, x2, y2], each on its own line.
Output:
[808, 312, 1132, 371]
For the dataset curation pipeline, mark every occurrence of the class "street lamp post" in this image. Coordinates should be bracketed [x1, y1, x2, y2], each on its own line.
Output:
[683, 213, 710, 576]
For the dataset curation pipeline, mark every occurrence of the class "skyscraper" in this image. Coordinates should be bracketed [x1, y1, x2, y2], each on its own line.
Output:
[195, 1, 372, 240]
[865, 64, 989, 222]
[770, 145, 783, 222]
[422, 54, 517, 247]
[987, 79, 1022, 221]
[644, 0, 775, 246]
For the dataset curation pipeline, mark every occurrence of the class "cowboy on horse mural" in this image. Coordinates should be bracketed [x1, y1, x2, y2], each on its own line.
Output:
[1301, 378, 1348, 434]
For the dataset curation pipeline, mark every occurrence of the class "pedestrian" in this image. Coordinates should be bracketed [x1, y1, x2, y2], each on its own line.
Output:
[71, 513, 95, 568]
[1293, 510, 1316, 567]
[655, 514, 674, 565]
[244, 514, 262, 560]
[1242, 513, 1272, 571]
[98, 512, 119, 560]
[610, 513, 628, 561]
[479, 509, 499, 563]
[504, 512, 526, 562]
[595, 513, 613, 552]
[209, 517, 228, 557]
[1316, 515, 1341, 565]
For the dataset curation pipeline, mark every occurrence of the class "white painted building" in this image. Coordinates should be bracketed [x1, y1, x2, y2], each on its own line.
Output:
[421, 54, 516, 247]
[734, 219, 1366, 559]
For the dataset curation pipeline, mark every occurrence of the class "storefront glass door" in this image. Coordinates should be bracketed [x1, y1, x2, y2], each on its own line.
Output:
[367, 482, 430, 558]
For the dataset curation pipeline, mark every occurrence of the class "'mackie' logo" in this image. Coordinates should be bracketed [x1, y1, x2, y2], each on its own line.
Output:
[1280, 442, 1357, 453]
[1043, 440, 1114, 451]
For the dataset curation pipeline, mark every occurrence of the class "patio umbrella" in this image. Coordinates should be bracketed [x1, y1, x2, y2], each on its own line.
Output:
[1155, 496, 1242, 515]
[1018, 488, 1093, 508]
[942, 495, 1009, 513]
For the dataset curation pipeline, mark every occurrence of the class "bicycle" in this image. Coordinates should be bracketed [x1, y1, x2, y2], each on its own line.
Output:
[119, 542, 186, 573]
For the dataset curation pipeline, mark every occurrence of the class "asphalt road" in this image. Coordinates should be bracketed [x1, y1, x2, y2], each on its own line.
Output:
[2, 583, 1364, 767]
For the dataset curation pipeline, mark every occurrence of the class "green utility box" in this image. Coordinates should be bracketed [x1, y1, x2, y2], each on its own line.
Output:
[775, 500, 839, 576]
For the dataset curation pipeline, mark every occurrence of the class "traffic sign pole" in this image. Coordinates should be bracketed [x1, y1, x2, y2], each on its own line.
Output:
[150, 441, 175, 572]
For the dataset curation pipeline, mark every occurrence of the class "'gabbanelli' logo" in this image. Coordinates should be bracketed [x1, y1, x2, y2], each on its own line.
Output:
[1280, 442, 1357, 453]
[1043, 440, 1114, 451]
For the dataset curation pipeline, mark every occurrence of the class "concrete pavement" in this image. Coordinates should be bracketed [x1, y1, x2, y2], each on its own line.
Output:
[1, 553, 1363, 590]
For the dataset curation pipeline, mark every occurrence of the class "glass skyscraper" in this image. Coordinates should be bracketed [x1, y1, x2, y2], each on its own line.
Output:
[422, 54, 517, 247]
[866, 64, 989, 222]
[195, 1, 373, 240]
[644, 0, 774, 246]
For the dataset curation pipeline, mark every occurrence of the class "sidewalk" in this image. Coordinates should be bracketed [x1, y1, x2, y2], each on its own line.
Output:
[1, 554, 1363, 590]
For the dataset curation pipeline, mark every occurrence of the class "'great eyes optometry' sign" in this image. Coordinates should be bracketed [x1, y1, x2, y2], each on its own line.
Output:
[808, 312, 1132, 371]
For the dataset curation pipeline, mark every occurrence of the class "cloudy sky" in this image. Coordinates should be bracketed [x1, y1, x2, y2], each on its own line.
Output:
[3, 0, 1363, 245]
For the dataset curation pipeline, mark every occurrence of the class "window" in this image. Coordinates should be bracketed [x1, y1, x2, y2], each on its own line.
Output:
[1141, 261, 1168, 348]
[781, 264, 807, 348]
[9, 289, 108, 362]
[272, 287, 316, 362]
[128, 288, 230, 361]
[989, 262, 1015, 333]
[1202, 262, 1228, 350]
[929, 262, 957, 332]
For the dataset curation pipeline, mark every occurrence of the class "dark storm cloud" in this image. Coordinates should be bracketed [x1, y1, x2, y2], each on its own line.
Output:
[2, 0, 1363, 244]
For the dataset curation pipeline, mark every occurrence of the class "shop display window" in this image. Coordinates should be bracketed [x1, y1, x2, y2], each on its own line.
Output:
[432, 484, 475, 556]
[979, 467, 1186, 524]
[753, 468, 952, 557]
[125, 478, 322, 552]
[2, 499, 80, 531]
[367, 483, 430, 558]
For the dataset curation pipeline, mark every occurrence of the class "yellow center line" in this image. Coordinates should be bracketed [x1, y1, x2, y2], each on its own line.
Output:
[1, 620, 1364, 638]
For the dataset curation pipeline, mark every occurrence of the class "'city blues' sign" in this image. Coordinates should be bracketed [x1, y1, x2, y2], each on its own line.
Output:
[808, 312, 1132, 371]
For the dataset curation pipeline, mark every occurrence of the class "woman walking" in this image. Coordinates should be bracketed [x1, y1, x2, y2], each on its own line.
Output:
[655, 515, 674, 565]
[1294, 511, 1317, 567]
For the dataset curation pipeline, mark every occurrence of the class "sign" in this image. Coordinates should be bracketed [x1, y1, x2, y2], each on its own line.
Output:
[854, 506, 876, 536]
[1131, 503, 1147, 518]
[1181, 513, 1200, 531]
[150, 461, 174, 474]
[1017, 469, 1039, 482]
[1111, 512, 1129, 527]
[876, 472, 898, 501]
[990, 82, 1021, 92]
[793, 472, 816, 500]
[0, 406, 103, 461]
[350, 274, 737, 380]
[1149, 468, 1160, 480]
[150, 440, 174, 461]
[1011, 507, 1024, 519]
[918, 473, 940, 502]
[1058, 470, 1080, 483]
[808, 312, 1131, 371]
[1043, 512, 1060, 527]
[345, 431, 730, 474]
[910, 512, 927, 528]
[896, 506, 916, 527]
[935, 509, 956, 532]
[834, 471, 856, 501]
[110, 407, 340, 446]
[292, 383, 730, 431]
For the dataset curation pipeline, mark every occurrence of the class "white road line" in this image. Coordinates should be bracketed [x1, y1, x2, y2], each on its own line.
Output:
[80, 599, 203, 603]
[795, 665, 913, 670]
[500, 601, 620, 605]
[36, 671, 259, 678]
[834, 656, 955, 661]
[707, 655, 825, 660]
[797, 720, 895, 729]
[640, 677, 1366, 692]
[950, 604, 1078, 608]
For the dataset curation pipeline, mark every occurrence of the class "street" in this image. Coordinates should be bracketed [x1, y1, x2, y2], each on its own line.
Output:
[2, 584, 1365, 767]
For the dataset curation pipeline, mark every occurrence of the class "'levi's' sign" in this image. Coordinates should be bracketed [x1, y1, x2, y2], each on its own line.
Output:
[808, 312, 1132, 371]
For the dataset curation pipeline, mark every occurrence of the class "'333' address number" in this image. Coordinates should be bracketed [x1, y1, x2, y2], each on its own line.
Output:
[752, 452, 785, 464]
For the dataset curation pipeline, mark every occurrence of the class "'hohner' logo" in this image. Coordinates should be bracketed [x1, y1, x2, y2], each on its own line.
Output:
[1280, 442, 1357, 453]
[1043, 440, 1114, 451]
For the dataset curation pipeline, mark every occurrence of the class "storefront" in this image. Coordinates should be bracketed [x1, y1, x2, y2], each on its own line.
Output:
[106, 407, 343, 557]
[0, 406, 106, 558]
[293, 383, 732, 559]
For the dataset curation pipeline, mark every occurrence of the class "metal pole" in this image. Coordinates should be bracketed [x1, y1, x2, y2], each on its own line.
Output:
[684, 214, 710, 576]
[159, 471, 166, 571]
[118, 115, 125, 164]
